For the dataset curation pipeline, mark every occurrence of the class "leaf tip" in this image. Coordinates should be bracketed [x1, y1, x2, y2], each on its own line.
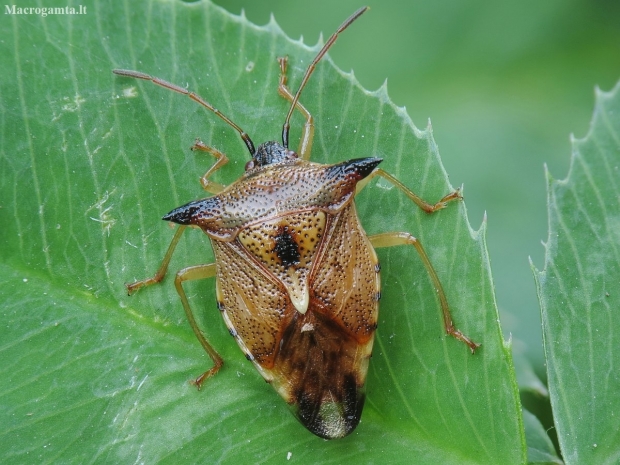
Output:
[372, 78, 390, 102]
[542, 163, 554, 184]
[528, 255, 542, 277]
[469, 208, 488, 239]
[263, 11, 287, 38]
[347, 67, 357, 81]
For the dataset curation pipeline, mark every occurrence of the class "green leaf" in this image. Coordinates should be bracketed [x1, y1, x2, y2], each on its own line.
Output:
[1, 1, 524, 462]
[513, 344, 561, 463]
[534, 81, 620, 464]
[523, 409, 563, 465]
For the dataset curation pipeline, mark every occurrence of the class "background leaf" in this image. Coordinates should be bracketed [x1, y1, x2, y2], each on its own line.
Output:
[1, 0, 524, 463]
[523, 409, 562, 465]
[534, 82, 620, 464]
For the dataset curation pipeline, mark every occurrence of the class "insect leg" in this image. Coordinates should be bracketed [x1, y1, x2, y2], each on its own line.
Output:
[174, 263, 224, 388]
[277, 57, 314, 159]
[126, 225, 187, 294]
[356, 168, 462, 213]
[191, 138, 228, 194]
[369, 232, 480, 353]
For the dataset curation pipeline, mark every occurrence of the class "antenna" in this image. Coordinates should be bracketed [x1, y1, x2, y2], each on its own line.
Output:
[112, 69, 256, 156]
[281, 6, 368, 149]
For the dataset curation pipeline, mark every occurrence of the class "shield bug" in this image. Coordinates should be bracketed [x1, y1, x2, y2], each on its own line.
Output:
[115, 6, 479, 440]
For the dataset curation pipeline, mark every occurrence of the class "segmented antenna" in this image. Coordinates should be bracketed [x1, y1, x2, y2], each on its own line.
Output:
[112, 69, 256, 156]
[281, 6, 369, 149]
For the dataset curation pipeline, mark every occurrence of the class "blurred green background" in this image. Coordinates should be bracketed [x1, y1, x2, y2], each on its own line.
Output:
[212, 0, 620, 370]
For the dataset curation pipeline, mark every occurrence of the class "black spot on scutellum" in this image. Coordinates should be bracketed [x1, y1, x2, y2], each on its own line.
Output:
[274, 227, 300, 268]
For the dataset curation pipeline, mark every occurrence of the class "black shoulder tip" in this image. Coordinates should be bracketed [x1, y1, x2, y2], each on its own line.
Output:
[162, 197, 219, 225]
[329, 157, 382, 181]
[162, 204, 194, 225]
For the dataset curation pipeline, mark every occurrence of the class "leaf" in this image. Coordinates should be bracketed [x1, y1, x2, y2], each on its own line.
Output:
[524, 412, 563, 465]
[534, 81, 620, 464]
[513, 343, 561, 463]
[1, 1, 524, 462]
[523, 409, 563, 465]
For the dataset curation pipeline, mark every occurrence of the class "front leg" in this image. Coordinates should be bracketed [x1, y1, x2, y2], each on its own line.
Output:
[356, 168, 462, 213]
[191, 138, 229, 194]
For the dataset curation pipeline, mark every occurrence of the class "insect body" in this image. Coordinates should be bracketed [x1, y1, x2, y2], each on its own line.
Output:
[115, 6, 479, 440]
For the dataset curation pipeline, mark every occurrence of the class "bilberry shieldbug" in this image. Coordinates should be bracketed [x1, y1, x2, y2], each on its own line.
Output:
[115, 6, 479, 440]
